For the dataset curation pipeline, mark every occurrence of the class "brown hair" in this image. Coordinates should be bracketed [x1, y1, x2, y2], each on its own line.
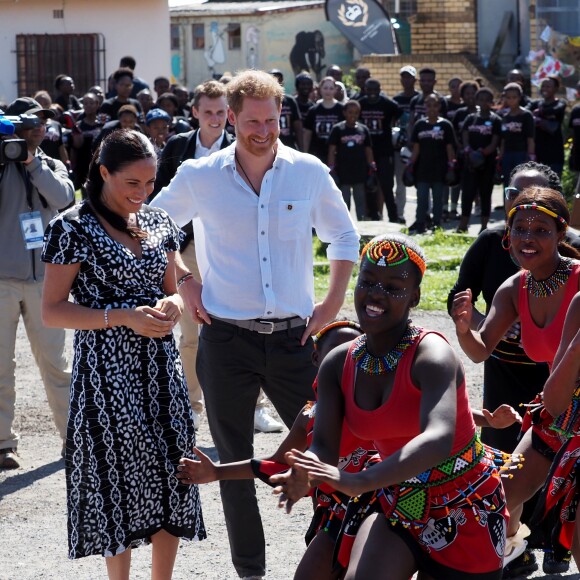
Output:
[192, 80, 227, 109]
[226, 70, 283, 116]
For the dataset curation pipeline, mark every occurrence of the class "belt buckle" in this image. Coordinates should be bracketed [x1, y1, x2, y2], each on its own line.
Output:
[257, 320, 275, 334]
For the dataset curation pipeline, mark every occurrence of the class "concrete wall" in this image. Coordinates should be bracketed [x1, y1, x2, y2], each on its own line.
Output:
[170, 5, 353, 94]
[0, 0, 170, 104]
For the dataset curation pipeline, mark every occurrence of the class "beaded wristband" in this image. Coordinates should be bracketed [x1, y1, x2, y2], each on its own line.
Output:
[104, 306, 111, 329]
[177, 272, 194, 289]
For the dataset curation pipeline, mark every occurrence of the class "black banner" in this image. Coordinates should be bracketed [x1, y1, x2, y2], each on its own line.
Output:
[325, 0, 398, 55]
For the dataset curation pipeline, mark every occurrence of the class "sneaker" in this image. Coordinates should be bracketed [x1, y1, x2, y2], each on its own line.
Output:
[0, 448, 20, 469]
[254, 408, 283, 433]
[242, 576, 265, 580]
[503, 536, 528, 568]
[192, 410, 200, 431]
[503, 549, 538, 578]
[542, 550, 571, 574]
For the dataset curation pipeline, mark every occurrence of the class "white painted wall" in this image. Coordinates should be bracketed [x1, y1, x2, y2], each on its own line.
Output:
[0, 0, 171, 104]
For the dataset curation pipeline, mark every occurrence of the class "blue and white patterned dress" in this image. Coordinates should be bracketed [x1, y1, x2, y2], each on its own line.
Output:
[42, 202, 205, 559]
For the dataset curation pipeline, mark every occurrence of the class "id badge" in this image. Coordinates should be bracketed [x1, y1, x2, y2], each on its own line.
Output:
[19, 211, 44, 250]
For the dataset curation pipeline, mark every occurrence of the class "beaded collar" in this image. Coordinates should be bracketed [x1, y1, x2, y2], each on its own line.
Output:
[351, 324, 422, 375]
[526, 257, 574, 298]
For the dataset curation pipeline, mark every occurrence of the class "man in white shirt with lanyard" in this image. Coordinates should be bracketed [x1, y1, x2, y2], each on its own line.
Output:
[151, 69, 359, 579]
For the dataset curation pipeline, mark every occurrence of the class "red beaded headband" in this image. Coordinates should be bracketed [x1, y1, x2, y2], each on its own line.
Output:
[360, 238, 427, 277]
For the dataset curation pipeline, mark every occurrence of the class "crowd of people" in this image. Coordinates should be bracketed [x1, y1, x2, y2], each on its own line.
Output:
[1, 56, 580, 580]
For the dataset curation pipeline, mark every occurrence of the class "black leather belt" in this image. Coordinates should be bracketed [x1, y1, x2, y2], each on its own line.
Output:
[211, 315, 308, 334]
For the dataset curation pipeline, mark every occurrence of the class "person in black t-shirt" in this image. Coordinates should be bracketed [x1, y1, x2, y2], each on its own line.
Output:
[359, 79, 401, 222]
[530, 76, 566, 177]
[303, 76, 344, 163]
[408, 94, 456, 233]
[498, 82, 535, 187]
[70, 92, 105, 192]
[568, 92, 580, 183]
[393, 66, 419, 222]
[445, 77, 463, 123]
[99, 68, 143, 121]
[408, 67, 448, 139]
[327, 100, 374, 220]
[446, 80, 479, 220]
[270, 69, 303, 150]
[350, 67, 371, 100]
[54, 75, 82, 112]
[457, 88, 501, 233]
[294, 72, 316, 121]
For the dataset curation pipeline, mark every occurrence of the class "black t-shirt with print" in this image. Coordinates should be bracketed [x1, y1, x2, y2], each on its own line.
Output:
[499, 109, 535, 152]
[393, 90, 419, 133]
[445, 98, 464, 122]
[40, 119, 64, 160]
[462, 112, 502, 153]
[530, 98, 566, 164]
[279, 95, 301, 149]
[411, 117, 455, 182]
[452, 106, 476, 147]
[358, 94, 400, 154]
[296, 98, 315, 121]
[304, 102, 344, 161]
[328, 121, 372, 184]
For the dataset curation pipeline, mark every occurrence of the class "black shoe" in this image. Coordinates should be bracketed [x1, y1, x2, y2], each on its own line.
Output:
[425, 214, 433, 229]
[448, 209, 459, 220]
[542, 550, 571, 574]
[408, 221, 426, 234]
[502, 550, 538, 579]
[442, 209, 449, 222]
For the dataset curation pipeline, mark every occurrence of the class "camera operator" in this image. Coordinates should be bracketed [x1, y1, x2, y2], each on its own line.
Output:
[0, 97, 73, 469]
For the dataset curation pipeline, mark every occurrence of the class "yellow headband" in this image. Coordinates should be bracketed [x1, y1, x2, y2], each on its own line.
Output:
[507, 203, 568, 229]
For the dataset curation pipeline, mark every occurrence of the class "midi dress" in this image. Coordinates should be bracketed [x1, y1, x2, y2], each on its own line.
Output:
[42, 202, 206, 558]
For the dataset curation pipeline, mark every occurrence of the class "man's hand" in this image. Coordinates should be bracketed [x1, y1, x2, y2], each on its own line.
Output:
[301, 300, 341, 345]
[178, 277, 210, 325]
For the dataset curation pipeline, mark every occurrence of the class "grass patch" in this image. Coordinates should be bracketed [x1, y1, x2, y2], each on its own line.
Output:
[314, 229, 486, 312]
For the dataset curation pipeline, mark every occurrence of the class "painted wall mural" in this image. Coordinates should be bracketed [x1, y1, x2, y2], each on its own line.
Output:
[204, 21, 227, 73]
[289, 30, 326, 80]
[246, 26, 260, 69]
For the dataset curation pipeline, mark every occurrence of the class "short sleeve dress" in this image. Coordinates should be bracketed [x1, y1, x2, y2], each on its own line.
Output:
[42, 201, 206, 559]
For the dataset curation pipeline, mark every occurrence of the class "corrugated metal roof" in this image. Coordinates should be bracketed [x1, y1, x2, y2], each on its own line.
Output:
[170, 0, 324, 16]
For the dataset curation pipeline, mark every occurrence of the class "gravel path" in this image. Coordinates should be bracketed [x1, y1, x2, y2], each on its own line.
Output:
[1, 309, 578, 579]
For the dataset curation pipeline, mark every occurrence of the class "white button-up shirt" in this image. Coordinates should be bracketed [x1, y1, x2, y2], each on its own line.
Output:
[151, 141, 359, 320]
[194, 130, 224, 159]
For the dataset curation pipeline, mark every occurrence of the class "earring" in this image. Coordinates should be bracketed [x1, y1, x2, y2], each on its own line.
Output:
[501, 227, 511, 251]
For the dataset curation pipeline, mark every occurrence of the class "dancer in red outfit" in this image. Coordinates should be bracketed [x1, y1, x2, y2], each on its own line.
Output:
[274, 234, 515, 579]
[451, 187, 580, 566]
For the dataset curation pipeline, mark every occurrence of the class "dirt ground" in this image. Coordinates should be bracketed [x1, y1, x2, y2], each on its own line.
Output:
[2, 308, 579, 579]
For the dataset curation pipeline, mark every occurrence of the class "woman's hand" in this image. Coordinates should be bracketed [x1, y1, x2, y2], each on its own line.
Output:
[286, 449, 365, 497]
[177, 447, 218, 484]
[451, 289, 474, 334]
[270, 449, 317, 513]
[482, 404, 522, 429]
[124, 306, 175, 337]
[155, 295, 184, 325]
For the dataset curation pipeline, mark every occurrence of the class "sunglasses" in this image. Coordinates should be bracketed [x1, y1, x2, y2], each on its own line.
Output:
[504, 186, 521, 200]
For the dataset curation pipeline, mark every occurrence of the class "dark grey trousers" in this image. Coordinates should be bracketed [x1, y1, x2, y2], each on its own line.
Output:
[197, 317, 316, 577]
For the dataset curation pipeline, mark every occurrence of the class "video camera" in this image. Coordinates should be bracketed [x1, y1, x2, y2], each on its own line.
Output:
[0, 110, 39, 164]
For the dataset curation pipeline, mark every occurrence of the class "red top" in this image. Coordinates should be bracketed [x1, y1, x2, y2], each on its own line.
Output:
[340, 330, 475, 460]
[519, 262, 580, 367]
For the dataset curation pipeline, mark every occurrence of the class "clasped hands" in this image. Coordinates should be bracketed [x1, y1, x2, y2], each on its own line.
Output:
[271, 450, 363, 513]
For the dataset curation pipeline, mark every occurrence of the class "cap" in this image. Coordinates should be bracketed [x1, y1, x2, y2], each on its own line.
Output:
[268, 69, 283, 77]
[400, 65, 417, 78]
[145, 108, 172, 125]
[5, 97, 55, 119]
[118, 104, 139, 117]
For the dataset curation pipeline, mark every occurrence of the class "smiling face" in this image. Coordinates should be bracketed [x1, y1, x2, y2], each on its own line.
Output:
[193, 95, 227, 143]
[100, 158, 157, 218]
[509, 209, 563, 271]
[229, 96, 280, 157]
[319, 79, 336, 101]
[355, 259, 420, 335]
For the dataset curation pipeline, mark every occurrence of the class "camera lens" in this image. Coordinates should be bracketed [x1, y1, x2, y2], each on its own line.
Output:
[4, 141, 23, 160]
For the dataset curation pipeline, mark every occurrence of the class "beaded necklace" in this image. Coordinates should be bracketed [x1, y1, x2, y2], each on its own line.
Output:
[526, 257, 574, 298]
[351, 323, 422, 375]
